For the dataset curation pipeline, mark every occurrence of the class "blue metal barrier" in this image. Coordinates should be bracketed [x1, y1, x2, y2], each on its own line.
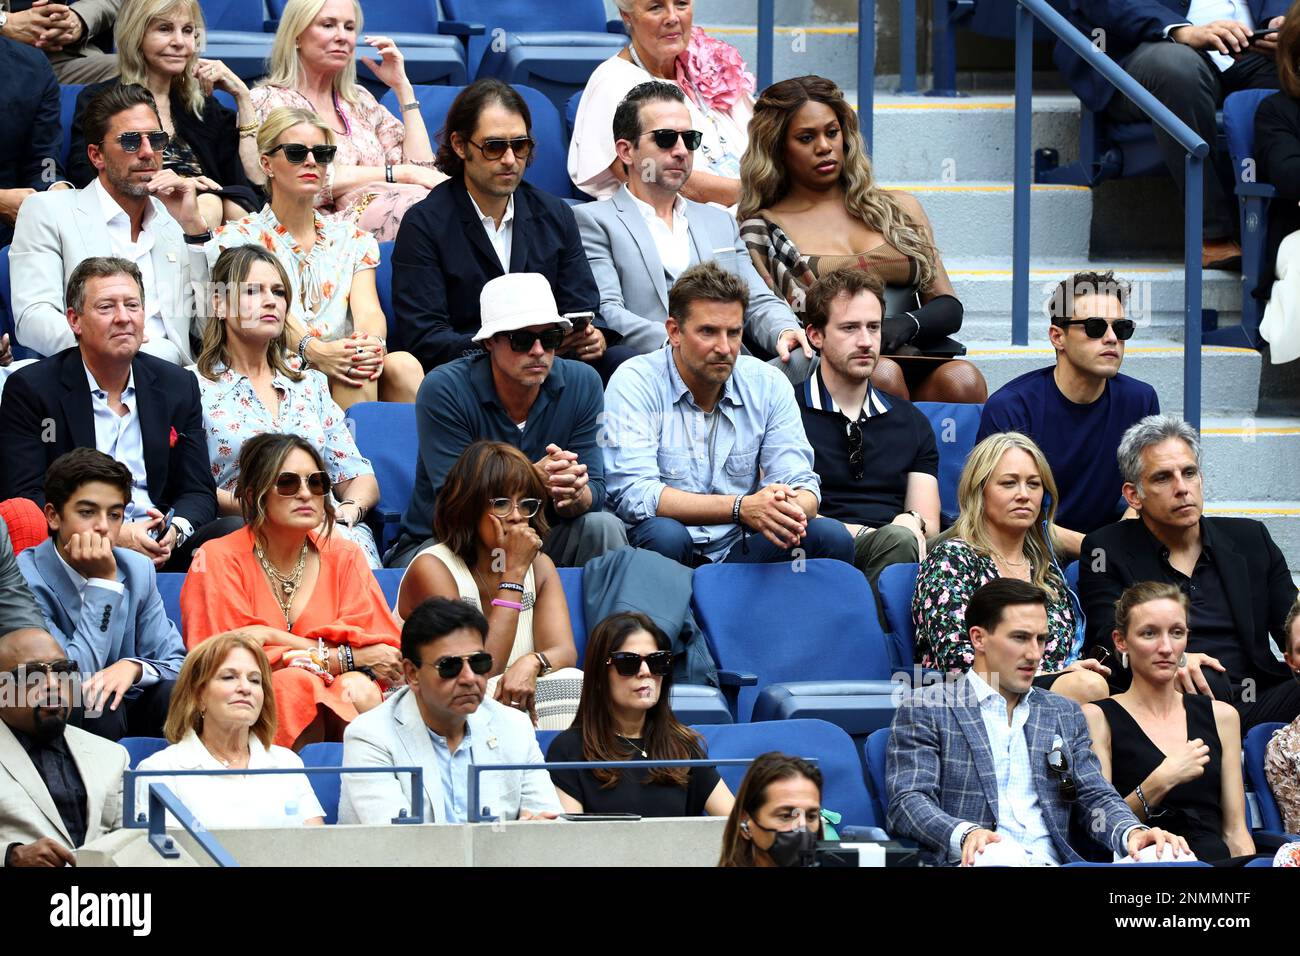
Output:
[757, 0, 774, 94]
[1012, 0, 1208, 431]
[859, 0, 876, 151]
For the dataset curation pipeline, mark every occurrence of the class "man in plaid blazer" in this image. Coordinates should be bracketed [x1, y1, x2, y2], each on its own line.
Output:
[887, 578, 1191, 866]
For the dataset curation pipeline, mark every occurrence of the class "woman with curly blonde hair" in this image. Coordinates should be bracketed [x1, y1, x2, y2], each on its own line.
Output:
[739, 75, 985, 403]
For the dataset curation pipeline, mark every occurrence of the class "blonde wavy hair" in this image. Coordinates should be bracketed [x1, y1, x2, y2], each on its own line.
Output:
[263, 0, 364, 105]
[255, 106, 335, 197]
[115, 0, 207, 119]
[952, 431, 1061, 594]
[739, 75, 938, 291]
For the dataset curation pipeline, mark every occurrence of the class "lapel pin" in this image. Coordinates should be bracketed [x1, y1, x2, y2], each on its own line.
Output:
[486, 736, 499, 750]
[166, 253, 176, 263]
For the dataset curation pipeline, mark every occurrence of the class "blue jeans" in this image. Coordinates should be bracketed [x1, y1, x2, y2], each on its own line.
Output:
[628, 516, 853, 567]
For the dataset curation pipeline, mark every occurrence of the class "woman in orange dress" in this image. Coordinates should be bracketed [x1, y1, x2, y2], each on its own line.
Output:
[181, 432, 402, 748]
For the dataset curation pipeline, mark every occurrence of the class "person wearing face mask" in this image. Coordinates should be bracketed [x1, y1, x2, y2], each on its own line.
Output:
[134, 631, 325, 827]
[1264, 601, 1300, 833]
[1083, 582, 1254, 863]
[545, 612, 734, 817]
[339, 597, 562, 824]
[0, 628, 128, 867]
[718, 753, 822, 867]
[911, 432, 1109, 705]
[889, 578, 1191, 866]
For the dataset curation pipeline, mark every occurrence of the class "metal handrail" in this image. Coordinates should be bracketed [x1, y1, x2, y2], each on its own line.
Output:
[859, 0, 876, 150]
[1013, 0, 1208, 430]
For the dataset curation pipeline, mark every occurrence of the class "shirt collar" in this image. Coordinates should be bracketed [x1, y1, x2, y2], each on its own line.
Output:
[467, 191, 514, 231]
[83, 360, 135, 399]
[665, 346, 739, 409]
[626, 189, 687, 226]
[965, 667, 1035, 711]
[171, 729, 274, 769]
[427, 721, 472, 750]
[54, 544, 92, 593]
[92, 176, 155, 231]
[205, 361, 295, 402]
[802, 363, 890, 420]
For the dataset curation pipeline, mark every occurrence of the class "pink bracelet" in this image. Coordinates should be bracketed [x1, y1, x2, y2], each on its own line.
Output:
[491, 598, 524, 610]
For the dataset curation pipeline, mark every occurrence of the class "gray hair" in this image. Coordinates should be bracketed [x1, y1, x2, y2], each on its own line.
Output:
[611, 0, 635, 12]
[1116, 414, 1201, 495]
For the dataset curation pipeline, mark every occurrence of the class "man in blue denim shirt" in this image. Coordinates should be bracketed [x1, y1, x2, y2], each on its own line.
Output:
[602, 263, 853, 566]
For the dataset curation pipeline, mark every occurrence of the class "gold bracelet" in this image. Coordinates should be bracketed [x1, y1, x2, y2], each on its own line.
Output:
[238, 120, 259, 137]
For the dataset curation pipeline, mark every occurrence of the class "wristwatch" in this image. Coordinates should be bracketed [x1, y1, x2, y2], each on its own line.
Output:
[906, 510, 927, 535]
[534, 652, 553, 676]
[0, 11, 9, 33]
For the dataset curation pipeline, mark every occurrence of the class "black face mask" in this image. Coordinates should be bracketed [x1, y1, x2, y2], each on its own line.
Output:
[750, 819, 818, 867]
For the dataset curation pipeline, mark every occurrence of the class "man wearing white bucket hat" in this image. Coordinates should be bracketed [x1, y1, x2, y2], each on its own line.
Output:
[386, 272, 628, 570]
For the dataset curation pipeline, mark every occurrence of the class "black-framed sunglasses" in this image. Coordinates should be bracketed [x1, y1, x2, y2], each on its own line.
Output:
[489, 497, 543, 519]
[467, 136, 535, 161]
[606, 650, 674, 677]
[643, 128, 703, 150]
[845, 419, 865, 481]
[265, 143, 338, 165]
[502, 328, 565, 353]
[430, 651, 493, 679]
[1059, 317, 1136, 340]
[273, 471, 331, 497]
[1046, 745, 1077, 803]
[106, 130, 169, 153]
[4, 659, 80, 681]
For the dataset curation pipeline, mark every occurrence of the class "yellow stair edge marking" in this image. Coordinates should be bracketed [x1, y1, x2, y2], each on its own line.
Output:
[704, 25, 858, 35]
[949, 268, 1177, 277]
[1201, 427, 1300, 436]
[876, 102, 1015, 111]
[883, 183, 1089, 193]
[1205, 508, 1300, 516]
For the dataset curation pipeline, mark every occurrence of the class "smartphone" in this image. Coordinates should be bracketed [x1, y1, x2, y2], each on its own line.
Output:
[150, 508, 175, 543]
[558, 812, 642, 822]
[563, 311, 594, 334]
[1249, 28, 1279, 42]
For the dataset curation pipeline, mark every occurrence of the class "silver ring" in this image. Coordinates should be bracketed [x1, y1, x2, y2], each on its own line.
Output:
[512, 701, 525, 708]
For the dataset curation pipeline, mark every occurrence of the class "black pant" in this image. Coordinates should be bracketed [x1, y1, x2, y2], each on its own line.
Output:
[1107, 44, 1279, 239]
[1235, 674, 1300, 732]
[74, 678, 175, 741]
[160, 516, 245, 572]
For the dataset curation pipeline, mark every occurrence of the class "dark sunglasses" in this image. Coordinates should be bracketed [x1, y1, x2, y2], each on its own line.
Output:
[5, 659, 79, 680]
[274, 471, 331, 497]
[1059, 317, 1136, 340]
[502, 328, 565, 353]
[644, 128, 703, 150]
[467, 136, 535, 161]
[107, 130, 169, 153]
[266, 143, 338, 165]
[1046, 745, 1077, 803]
[845, 419, 865, 481]
[606, 650, 673, 677]
[430, 651, 493, 679]
[489, 497, 542, 519]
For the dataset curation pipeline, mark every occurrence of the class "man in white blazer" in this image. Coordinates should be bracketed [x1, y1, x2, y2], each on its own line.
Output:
[9, 82, 211, 364]
[1, 628, 127, 866]
[574, 80, 812, 381]
[339, 598, 561, 825]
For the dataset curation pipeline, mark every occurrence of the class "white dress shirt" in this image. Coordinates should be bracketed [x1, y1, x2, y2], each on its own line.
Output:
[468, 191, 515, 272]
[53, 545, 160, 687]
[83, 362, 154, 523]
[626, 189, 691, 280]
[1176, 0, 1257, 70]
[91, 178, 174, 352]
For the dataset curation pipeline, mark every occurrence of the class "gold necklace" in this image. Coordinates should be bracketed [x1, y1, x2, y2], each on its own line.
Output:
[255, 541, 309, 627]
[992, 550, 1029, 568]
[617, 733, 648, 758]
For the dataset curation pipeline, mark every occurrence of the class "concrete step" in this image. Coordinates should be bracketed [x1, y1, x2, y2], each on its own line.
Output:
[1202, 420, 1300, 502]
[882, 182, 1092, 260]
[1203, 501, 1300, 572]
[697, 23, 861, 91]
[960, 343, 1262, 419]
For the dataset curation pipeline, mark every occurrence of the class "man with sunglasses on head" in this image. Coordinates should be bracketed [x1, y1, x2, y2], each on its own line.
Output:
[392, 79, 631, 381]
[1, 627, 129, 867]
[340, 597, 561, 825]
[385, 272, 628, 570]
[887, 578, 1191, 866]
[575, 81, 813, 384]
[9, 82, 212, 366]
[977, 271, 1159, 560]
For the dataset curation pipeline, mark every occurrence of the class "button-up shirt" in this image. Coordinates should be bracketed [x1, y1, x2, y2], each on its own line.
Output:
[1176, 0, 1257, 70]
[603, 348, 821, 562]
[53, 545, 160, 687]
[627, 189, 690, 279]
[468, 191, 515, 272]
[10, 725, 88, 851]
[91, 178, 172, 351]
[83, 362, 154, 520]
[427, 723, 472, 824]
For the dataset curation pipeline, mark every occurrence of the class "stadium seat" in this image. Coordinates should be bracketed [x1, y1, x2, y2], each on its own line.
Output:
[536, 729, 561, 755]
[441, 0, 625, 109]
[156, 572, 185, 635]
[373, 567, 403, 611]
[1224, 88, 1277, 350]
[875, 562, 918, 669]
[913, 402, 982, 527]
[344, 401, 416, 554]
[0, 245, 37, 362]
[690, 560, 897, 730]
[200, 0, 277, 41]
[861, 726, 890, 828]
[121, 736, 169, 769]
[379, 84, 571, 198]
[375, 240, 394, 342]
[555, 566, 587, 654]
[1244, 721, 1287, 833]
[1063, 560, 1078, 592]
[1061, 860, 1211, 867]
[698, 718, 881, 829]
[59, 84, 84, 171]
[298, 741, 344, 824]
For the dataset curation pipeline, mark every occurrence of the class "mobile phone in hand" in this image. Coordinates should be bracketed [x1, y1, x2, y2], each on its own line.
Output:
[1249, 28, 1279, 43]
[563, 311, 594, 334]
[150, 508, 175, 542]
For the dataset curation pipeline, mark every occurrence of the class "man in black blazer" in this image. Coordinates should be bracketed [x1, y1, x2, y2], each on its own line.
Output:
[1056, 0, 1288, 269]
[0, 37, 66, 248]
[1079, 414, 1298, 732]
[0, 256, 220, 572]
[391, 79, 632, 380]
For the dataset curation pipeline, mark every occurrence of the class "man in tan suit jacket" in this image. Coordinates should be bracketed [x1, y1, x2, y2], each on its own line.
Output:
[1, 628, 127, 866]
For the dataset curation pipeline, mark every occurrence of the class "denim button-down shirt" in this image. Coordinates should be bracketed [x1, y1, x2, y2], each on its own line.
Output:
[602, 348, 820, 562]
[427, 723, 472, 824]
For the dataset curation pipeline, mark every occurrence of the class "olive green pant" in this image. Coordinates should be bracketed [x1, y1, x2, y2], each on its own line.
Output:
[854, 523, 923, 619]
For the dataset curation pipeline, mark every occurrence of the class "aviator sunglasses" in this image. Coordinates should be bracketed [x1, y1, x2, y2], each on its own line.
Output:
[107, 131, 169, 152]
[467, 136, 535, 161]
[274, 471, 331, 497]
[430, 651, 494, 679]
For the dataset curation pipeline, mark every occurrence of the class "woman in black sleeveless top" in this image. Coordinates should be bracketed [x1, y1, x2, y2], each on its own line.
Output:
[1082, 583, 1255, 863]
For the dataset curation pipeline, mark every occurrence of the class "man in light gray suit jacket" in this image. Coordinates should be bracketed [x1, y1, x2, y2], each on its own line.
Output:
[340, 599, 561, 825]
[9, 82, 210, 363]
[575, 80, 813, 382]
[0, 518, 46, 639]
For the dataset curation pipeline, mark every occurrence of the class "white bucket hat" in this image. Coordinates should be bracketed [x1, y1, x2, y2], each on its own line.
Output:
[472, 273, 573, 342]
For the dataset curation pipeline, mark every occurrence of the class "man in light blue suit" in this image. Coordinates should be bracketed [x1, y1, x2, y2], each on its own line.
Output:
[574, 80, 813, 382]
[340, 598, 561, 825]
[17, 449, 184, 741]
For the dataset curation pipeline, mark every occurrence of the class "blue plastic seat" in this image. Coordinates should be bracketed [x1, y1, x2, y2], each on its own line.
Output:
[913, 402, 982, 527]
[198, 41, 274, 83]
[1224, 88, 1277, 350]
[861, 727, 890, 828]
[59, 84, 84, 171]
[698, 719, 881, 829]
[875, 562, 919, 670]
[344, 401, 416, 554]
[298, 741, 344, 824]
[690, 560, 897, 731]
[156, 572, 185, 635]
[373, 567, 404, 611]
[200, 0, 276, 42]
[1063, 560, 1079, 592]
[375, 240, 394, 337]
[1244, 721, 1287, 832]
[121, 736, 169, 769]
[554, 566, 586, 654]
[0, 245, 37, 362]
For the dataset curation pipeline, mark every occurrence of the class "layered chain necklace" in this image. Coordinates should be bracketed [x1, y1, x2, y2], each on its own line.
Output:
[255, 541, 309, 627]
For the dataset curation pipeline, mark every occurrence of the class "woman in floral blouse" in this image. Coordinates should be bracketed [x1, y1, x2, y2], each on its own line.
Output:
[194, 244, 383, 567]
[214, 107, 423, 409]
[1265, 602, 1300, 834]
[911, 432, 1110, 705]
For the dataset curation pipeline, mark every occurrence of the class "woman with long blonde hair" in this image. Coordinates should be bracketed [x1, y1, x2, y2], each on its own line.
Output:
[739, 75, 985, 403]
[911, 432, 1110, 704]
[67, 0, 262, 227]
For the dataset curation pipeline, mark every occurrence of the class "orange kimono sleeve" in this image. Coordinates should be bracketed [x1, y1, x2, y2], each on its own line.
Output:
[179, 540, 288, 665]
[297, 542, 400, 649]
